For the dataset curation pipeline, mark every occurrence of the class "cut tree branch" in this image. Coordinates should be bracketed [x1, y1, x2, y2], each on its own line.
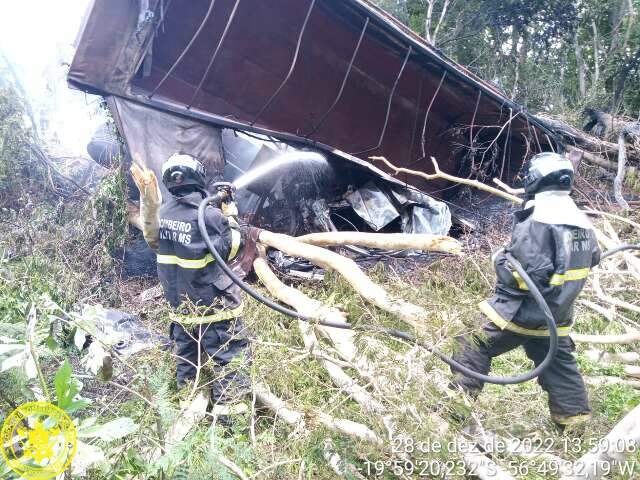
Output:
[295, 232, 462, 254]
[258, 231, 429, 332]
[254, 383, 382, 445]
[370, 156, 523, 204]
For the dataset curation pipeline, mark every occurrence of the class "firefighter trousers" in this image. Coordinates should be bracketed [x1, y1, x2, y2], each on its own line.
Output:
[170, 318, 251, 405]
[451, 321, 591, 425]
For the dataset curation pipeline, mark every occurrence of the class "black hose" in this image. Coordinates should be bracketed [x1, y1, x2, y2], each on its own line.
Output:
[600, 244, 640, 261]
[198, 196, 353, 330]
[198, 195, 636, 385]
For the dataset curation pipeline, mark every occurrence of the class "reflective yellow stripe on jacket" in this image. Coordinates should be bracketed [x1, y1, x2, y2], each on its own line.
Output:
[171, 304, 244, 325]
[549, 268, 590, 286]
[479, 301, 571, 337]
[511, 268, 591, 290]
[511, 271, 529, 291]
[157, 230, 241, 269]
[157, 253, 215, 269]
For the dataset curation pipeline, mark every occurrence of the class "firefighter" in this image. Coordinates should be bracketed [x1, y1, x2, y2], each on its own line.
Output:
[452, 152, 601, 428]
[157, 153, 249, 420]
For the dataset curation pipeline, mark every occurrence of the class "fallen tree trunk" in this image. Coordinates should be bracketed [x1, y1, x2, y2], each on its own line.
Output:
[295, 232, 462, 254]
[254, 383, 382, 445]
[561, 403, 640, 480]
[584, 376, 640, 388]
[254, 253, 512, 479]
[254, 250, 396, 432]
[149, 392, 208, 462]
[258, 231, 429, 332]
[584, 350, 640, 364]
[535, 114, 640, 165]
[614, 133, 631, 210]
[297, 320, 388, 418]
[253, 248, 348, 326]
[572, 332, 640, 344]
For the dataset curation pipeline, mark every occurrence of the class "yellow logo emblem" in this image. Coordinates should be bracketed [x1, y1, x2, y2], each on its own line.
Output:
[1, 402, 77, 480]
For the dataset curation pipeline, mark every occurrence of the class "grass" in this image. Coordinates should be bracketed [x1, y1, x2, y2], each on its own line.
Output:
[2, 194, 640, 478]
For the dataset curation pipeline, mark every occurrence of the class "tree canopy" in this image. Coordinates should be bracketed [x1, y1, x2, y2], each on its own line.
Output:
[374, 0, 640, 118]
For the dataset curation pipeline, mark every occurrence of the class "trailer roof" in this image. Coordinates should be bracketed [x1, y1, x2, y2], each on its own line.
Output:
[69, 0, 555, 196]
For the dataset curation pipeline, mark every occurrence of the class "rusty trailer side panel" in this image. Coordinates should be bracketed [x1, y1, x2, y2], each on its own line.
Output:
[69, 0, 556, 198]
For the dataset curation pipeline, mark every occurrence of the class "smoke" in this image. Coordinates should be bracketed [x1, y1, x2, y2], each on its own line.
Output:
[0, 0, 106, 156]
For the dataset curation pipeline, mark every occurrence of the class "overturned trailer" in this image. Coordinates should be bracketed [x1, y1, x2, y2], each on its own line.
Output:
[69, 0, 558, 237]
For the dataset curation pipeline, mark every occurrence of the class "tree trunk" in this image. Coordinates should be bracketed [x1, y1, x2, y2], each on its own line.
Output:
[424, 0, 435, 43]
[510, 26, 521, 98]
[431, 0, 451, 46]
[575, 30, 587, 97]
[614, 133, 630, 210]
[592, 20, 600, 92]
[295, 232, 462, 254]
[257, 231, 429, 331]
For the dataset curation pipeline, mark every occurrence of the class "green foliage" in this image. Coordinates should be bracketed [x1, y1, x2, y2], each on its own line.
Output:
[0, 256, 72, 323]
[373, 0, 640, 116]
[0, 86, 32, 199]
[592, 384, 640, 422]
[0, 85, 42, 206]
[92, 169, 129, 253]
[55, 359, 92, 414]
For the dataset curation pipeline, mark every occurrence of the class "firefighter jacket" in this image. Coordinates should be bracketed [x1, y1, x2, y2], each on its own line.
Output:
[479, 206, 601, 336]
[156, 191, 242, 324]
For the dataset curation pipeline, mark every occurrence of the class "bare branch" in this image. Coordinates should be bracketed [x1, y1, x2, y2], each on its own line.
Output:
[370, 156, 523, 204]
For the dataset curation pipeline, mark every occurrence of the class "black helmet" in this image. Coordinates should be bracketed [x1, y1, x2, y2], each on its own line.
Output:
[161, 154, 206, 193]
[524, 152, 574, 196]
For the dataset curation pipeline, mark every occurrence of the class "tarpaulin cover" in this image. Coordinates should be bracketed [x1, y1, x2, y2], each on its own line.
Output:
[108, 96, 226, 196]
[392, 188, 452, 234]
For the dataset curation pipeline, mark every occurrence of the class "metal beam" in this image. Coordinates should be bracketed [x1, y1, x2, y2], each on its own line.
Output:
[250, 0, 316, 126]
[148, 0, 217, 99]
[187, 0, 242, 109]
[352, 45, 412, 156]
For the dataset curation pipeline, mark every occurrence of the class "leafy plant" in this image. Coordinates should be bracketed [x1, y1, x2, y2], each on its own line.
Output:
[92, 169, 129, 253]
[53, 359, 139, 477]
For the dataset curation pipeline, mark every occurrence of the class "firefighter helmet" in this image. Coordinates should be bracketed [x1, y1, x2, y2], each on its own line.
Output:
[524, 152, 574, 195]
[161, 154, 206, 193]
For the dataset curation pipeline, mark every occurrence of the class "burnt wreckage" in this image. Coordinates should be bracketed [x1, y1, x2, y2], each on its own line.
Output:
[70, 0, 558, 245]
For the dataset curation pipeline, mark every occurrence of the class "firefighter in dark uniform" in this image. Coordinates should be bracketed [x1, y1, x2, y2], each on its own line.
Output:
[157, 153, 249, 418]
[452, 152, 601, 428]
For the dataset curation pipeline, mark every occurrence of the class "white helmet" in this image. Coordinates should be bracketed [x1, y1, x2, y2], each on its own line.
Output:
[524, 153, 574, 195]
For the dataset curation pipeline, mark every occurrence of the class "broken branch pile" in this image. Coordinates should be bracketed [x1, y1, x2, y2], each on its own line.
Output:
[128, 157, 640, 478]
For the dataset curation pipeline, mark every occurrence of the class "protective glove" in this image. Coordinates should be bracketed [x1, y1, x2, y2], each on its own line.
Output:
[230, 225, 263, 278]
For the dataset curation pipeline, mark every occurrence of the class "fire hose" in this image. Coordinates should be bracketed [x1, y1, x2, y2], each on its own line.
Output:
[198, 193, 640, 385]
